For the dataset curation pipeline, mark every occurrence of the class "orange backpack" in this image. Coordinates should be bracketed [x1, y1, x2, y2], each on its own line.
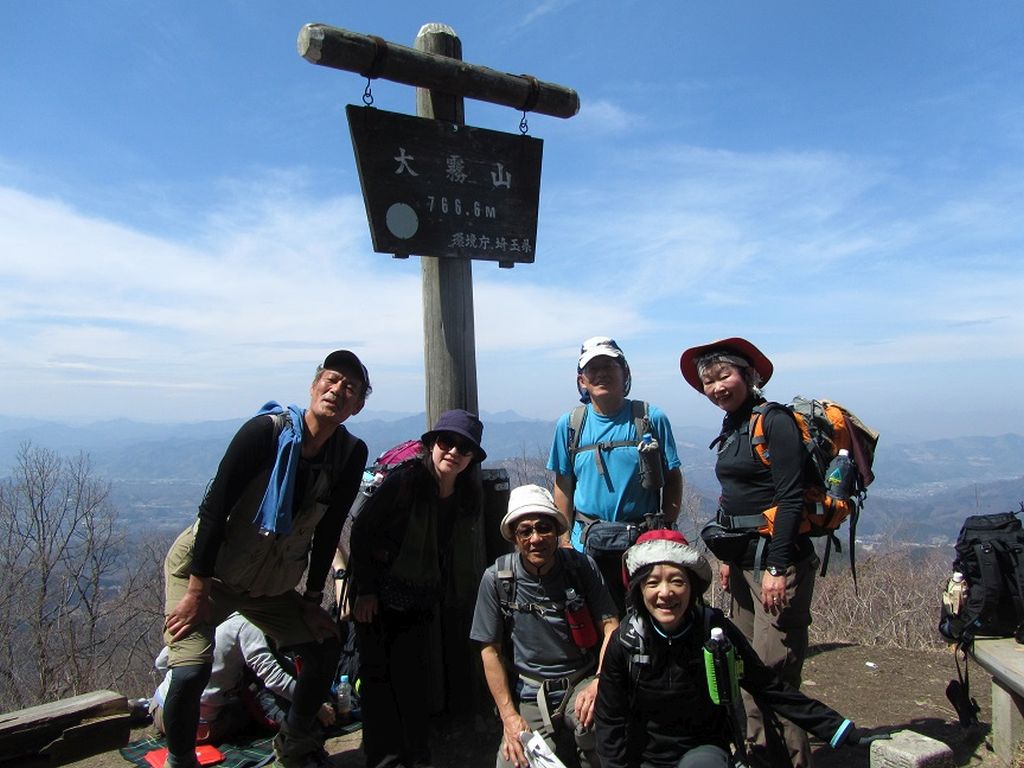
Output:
[726, 396, 880, 575]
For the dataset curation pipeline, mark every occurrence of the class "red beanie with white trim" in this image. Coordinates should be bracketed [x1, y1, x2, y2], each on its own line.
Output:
[623, 529, 712, 595]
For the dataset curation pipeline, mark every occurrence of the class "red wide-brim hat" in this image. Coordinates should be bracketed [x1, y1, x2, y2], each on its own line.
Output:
[679, 337, 774, 392]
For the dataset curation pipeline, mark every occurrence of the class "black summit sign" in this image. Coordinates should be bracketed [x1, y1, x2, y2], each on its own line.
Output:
[347, 105, 543, 266]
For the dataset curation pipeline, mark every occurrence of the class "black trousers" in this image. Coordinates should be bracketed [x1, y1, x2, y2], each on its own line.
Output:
[356, 610, 433, 768]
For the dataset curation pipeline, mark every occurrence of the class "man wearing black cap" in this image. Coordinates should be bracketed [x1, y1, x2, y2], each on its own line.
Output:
[159, 351, 371, 768]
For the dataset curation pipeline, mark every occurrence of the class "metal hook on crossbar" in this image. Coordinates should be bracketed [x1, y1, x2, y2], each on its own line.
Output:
[360, 35, 390, 107]
[518, 74, 541, 135]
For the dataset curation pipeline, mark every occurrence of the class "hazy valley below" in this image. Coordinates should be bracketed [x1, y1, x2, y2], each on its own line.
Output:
[1, 412, 1021, 547]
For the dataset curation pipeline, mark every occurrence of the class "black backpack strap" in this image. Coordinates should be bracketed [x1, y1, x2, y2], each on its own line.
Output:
[565, 405, 588, 518]
[748, 402, 769, 460]
[632, 400, 651, 439]
[496, 553, 517, 618]
[1007, 541, 1024, 638]
[567, 404, 588, 462]
[619, 611, 649, 710]
[848, 499, 860, 591]
[946, 642, 980, 727]
[331, 428, 360, 491]
[973, 540, 1007, 622]
[562, 548, 584, 595]
[569, 401, 649, 477]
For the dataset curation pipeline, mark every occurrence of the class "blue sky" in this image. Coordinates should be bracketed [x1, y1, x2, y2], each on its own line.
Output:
[2, 2, 1022, 442]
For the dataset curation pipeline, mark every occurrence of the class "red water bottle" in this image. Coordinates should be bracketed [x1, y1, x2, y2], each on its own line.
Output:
[565, 587, 598, 649]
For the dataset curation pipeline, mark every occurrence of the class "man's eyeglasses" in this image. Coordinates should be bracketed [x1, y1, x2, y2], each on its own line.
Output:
[515, 521, 557, 540]
[435, 433, 476, 457]
[321, 372, 361, 397]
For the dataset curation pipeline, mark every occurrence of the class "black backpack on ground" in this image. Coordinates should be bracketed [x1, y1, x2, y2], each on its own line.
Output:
[938, 505, 1024, 730]
[939, 505, 1024, 645]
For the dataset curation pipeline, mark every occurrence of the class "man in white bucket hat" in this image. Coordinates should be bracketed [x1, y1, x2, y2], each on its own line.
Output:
[471, 484, 619, 768]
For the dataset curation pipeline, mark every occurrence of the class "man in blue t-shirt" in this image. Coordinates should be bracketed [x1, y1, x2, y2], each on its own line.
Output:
[548, 336, 682, 614]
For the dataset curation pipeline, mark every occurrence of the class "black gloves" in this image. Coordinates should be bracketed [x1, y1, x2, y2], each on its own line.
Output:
[841, 724, 888, 747]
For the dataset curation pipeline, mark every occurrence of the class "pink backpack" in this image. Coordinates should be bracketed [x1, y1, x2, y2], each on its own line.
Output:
[338, 439, 424, 561]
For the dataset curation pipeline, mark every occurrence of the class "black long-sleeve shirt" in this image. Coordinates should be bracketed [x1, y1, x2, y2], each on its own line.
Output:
[190, 413, 367, 593]
[715, 397, 812, 569]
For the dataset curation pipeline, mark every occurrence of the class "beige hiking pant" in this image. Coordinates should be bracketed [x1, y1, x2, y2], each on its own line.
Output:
[729, 554, 818, 768]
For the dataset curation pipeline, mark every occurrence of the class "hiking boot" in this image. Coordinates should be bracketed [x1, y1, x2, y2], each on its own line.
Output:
[162, 754, 200, 768]
[272, 726, 333, 768]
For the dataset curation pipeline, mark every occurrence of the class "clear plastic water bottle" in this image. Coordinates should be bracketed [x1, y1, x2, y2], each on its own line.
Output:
[825, 448, 855, 500]
[943, 571, 968, 615]
[703, 626, 740, 705]
[638, 432, 664, 490]
[336, 674, 353, 724]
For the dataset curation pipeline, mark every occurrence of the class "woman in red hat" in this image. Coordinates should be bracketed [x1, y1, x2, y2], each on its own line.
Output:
[678, 338, 818, 767]
[595, 530, 865, 768]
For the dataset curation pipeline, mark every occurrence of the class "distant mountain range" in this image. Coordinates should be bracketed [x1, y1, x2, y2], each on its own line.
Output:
[1, 412, 1021, 545]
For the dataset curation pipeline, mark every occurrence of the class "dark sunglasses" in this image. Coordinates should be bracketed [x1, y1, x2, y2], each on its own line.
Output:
[435, 433, 476, 457]
[515, 521, 557, 540]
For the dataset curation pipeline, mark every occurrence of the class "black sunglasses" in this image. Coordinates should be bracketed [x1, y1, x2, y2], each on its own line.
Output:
[515, 521, 557, 539]
[435, 432, 476, 457]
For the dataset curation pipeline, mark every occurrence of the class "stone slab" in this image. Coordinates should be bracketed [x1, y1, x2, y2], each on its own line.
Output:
[869, 729, 953, 768]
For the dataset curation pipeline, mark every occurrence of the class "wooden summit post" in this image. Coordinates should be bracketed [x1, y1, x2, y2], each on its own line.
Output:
[416, 24, 475, 427]
[299, 20, 578, 718]
[298, 21, 578, 423]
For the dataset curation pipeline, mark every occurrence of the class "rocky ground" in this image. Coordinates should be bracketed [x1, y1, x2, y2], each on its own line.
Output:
[51, 643, 1001, 768]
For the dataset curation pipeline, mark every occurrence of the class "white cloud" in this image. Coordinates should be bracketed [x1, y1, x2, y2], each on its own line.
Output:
[570, 98, 638, 136]
[2, 124, 1023, 438]
[518, 0, 579, 29]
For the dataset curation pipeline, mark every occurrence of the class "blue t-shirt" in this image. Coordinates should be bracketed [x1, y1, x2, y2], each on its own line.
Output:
[547, 400, 681, 550]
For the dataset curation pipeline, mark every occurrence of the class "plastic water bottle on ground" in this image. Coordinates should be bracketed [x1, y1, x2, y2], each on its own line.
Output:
[336, 674, 353, 724]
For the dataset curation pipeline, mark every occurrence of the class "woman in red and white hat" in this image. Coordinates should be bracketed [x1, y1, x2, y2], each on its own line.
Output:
[594, 530, 865, 768]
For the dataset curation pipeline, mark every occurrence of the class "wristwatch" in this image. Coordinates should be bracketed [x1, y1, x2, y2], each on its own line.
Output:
[765, 565, 786, 577]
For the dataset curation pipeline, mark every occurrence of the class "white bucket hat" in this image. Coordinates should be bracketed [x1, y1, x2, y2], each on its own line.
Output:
[500, 484, 569, 542]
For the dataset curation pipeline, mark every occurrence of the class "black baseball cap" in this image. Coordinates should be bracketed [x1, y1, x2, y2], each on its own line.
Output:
[322, 350, 370, 395]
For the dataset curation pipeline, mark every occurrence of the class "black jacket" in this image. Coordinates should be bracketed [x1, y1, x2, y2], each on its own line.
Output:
[715, 396, 813, 569]
[595, 606, 849, 768]
[349, 459, 477, 616]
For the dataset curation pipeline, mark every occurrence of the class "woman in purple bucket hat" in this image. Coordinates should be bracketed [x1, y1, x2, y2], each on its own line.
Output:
[349, 409, 485, 768]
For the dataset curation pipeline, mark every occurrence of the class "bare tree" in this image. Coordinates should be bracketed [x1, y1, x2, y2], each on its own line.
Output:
[0, 443, 164, 712]
[809, 547, 947, 651]
[499, 443, 552, 489]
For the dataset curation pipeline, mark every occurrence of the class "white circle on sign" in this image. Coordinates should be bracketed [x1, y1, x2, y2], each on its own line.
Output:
[386, 203, 419, 239]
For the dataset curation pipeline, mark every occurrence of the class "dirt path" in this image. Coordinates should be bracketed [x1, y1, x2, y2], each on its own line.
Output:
[49, 643, 1000, 768]
[802, 644, 997, 767]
